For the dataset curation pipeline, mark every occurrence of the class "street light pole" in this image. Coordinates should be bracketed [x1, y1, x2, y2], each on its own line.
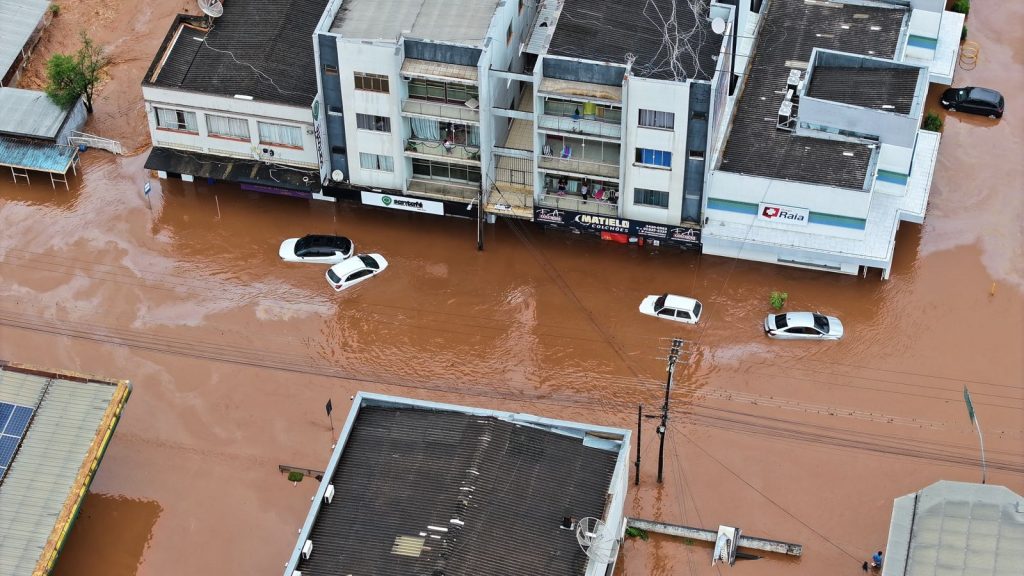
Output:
[656, 338, 683, 484]
[477, 180, 484, 251]
[963, 386, 987, 484]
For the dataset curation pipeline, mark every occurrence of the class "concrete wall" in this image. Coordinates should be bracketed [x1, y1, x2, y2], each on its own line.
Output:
[798, 96, 919, 148]
[142, 86, 318, 168]
[707, 170, 873, 219]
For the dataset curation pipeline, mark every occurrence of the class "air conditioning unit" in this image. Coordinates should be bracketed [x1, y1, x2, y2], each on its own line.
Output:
[324, 484, 335, 504]
[464, 98, 479, 110]
[777, 100, 794, 131]
[786, 69, 802, 93]
[301, 539, 313, 560]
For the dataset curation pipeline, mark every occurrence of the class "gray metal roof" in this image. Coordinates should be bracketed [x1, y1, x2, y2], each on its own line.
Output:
[0, 0, 49, 82]
[0, 88, 72, 139]
[806, 67, 920, 115]
[0, 362, 130, 576]
[284, 393, 631, 576]
[329, 0, 501, 45]
[718, 0, 907, 189]
[882, 481, 1024, 576]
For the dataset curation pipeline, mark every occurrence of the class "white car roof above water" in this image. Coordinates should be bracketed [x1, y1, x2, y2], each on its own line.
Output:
[662, 294, 700, 310]
[783, 312, 817, 327]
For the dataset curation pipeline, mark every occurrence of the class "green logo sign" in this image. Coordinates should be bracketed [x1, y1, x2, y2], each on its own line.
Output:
[381, 195, 392, 206]
[311, 99, 320, 121]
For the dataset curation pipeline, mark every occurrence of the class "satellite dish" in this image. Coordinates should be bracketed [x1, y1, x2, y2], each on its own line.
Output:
[198, 0, 224, 18]
[331, 169, 345, 182]
[575, 517, 616, 564]
[711, 17, 726, 35]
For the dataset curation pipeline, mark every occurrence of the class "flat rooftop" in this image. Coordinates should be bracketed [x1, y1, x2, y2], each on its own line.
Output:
[882, 481, 1024, 576]
[547, 0, 721, 81]
[807, 66, 919, 115]
[287, 394, 627, 576]
[718, 0, 907, 189]
[330, 0, 501, 45]
[0, 87, 73, 140]
[0, 0, 49, 82]
[144, 0, 328, 107]
[0, 361, 130, 576]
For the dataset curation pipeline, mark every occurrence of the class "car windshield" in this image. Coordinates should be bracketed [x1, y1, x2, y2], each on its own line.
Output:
[812, 314, 830, 333]
[297, 235, 351, 253]
[654, 294, 667, 312]
[774, 314, 788, 328]
[358, 255, 379, 269]
[692, 301, 702, 318]
[327, 268, 342, 284]
[968, 88, 1001, 104]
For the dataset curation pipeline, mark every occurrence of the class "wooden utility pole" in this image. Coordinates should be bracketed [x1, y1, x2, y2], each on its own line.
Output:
[656, 338, 683, 484]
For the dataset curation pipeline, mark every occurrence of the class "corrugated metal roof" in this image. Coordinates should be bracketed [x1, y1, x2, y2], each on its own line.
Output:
[0, 88, 71, 139]
[330, 0, 500, 45]
[0, 363, 129, 576]
[0, 137, 76, 173]
[806, 67, 920, 115]
[0, 0, 49, 81]
[883, 481, 1024, 576]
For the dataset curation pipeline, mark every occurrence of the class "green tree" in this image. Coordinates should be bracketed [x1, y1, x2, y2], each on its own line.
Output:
[44, 32, 109, 113]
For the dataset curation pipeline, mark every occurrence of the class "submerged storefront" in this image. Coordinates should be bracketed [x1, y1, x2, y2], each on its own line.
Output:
[534, 207, 701, 249]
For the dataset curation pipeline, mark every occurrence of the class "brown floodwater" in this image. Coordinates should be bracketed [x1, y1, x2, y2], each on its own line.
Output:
[2, 2, 1022, 575]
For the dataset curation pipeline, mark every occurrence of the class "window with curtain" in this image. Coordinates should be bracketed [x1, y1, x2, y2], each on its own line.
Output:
[359, 153, 394, 172]
[206, 115, 250, 139]
[638, 109, 675, 129]
[155, 107, 198, 132]
[410, 118, 441, 141]
[258, 122, 303, 148]
[635, 147, 672, 168]
[633, 187, 670, 208]
[356, 114, 391, 132]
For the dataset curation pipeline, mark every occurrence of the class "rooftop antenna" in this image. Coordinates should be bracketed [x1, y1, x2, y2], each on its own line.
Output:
[711, 17, 726, 35]
[575, 517, 617, 565]
[198, 0, 225, 22]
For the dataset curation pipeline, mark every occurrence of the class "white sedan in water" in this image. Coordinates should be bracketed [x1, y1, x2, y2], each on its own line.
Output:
[763, 312, 844, 340]
[326, 254, 388, 292]
[639, 293, 703, 324]
[279, 235, 354, 265]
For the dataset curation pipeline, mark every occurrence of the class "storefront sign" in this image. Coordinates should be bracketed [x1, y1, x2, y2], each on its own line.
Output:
[534, 207, 701, 247]
[311, 96, 328, 185]
[361, 191, 445, 216]
[757, 203, 809, 226]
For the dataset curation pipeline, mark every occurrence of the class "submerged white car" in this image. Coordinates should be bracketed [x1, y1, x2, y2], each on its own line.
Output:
[764, 312, 844, 340]
[639, 294, 703, 324]
[326, 254, 388, 292]
[279, 235, 354, 264]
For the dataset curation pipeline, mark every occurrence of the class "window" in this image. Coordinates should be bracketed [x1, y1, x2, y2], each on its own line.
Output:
[356, 113, 391, 133]
[155, 107, 198, 133]
[638, 109, 675, 129]
[633, 187, 669, 208]
[507, 23, 513, 44]
[411, 158, 481, 183]
[635, 148, 672, 168]
[354, 71, 389, 93]
[206, 114, 250, 140]
[324, 64, 338, 75]
[258, 122, 303, 147]
[328, 105, 343, 114]
[359, 153, 394, 172]
[688, 150, 705, 160]
[407, 78, 478, 104]
[691, 110, 708, 120]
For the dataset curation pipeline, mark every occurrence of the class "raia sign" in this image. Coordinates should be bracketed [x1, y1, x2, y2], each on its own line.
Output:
[757, 203, 809, 226]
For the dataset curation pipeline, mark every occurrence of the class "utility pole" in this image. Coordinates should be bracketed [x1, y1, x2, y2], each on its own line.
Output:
[656, 338, 684, 484]
[963, 386, 987, 484]
[635, 404, 642, 486]
[477, 180, 484, 251]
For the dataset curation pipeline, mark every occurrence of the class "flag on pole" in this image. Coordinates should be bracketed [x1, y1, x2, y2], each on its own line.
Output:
[325, 398, 333, 417]
[963, 386, 976, 423]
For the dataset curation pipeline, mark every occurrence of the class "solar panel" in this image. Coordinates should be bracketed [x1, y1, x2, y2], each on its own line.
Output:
[0, 401, 35, 478]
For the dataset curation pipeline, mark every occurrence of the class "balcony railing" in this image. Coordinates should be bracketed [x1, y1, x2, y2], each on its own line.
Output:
[538, 153, 620, 179]
[537, 193, 619, 216]
[407, 178, 479, 202]
[538, 114, 622, 139]
[405, 139, 481, 162]
[401, 99, 480, 123]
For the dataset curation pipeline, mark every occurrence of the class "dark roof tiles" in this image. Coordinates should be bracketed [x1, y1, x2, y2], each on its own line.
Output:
[807, 67, 919, 115]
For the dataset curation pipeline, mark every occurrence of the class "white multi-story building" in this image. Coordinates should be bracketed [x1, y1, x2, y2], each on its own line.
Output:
[703, 0, 964, 278]
[142, 2, 333, 199]
[313, 0, 737, 248]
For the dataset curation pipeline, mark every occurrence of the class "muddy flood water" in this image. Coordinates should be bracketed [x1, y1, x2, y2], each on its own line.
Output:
[2, 2, 1022, 575]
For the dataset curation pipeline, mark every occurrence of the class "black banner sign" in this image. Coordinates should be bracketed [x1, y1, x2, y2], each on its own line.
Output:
[534, 207, 701, 247]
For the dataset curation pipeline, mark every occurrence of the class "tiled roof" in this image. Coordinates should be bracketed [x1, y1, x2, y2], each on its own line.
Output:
[547, 0, 721, 81]
[293, 404, 620, 576]
[718, 0, 907, 189]
[807, 67, 919, 115]
[145, 0, 328, 107]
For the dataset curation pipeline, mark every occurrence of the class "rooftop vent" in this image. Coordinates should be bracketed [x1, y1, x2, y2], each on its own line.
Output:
[301, 539, 313, 560]
[324, 484, 335, 504]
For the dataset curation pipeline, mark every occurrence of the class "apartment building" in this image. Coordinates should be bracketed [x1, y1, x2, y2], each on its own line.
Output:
[703, 0, 963, 278]
[142, 1, 333, 200]
[313, 0, 736, 248]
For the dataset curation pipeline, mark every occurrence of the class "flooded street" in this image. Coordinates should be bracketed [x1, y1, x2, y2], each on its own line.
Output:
[1, 1, 1022, 575]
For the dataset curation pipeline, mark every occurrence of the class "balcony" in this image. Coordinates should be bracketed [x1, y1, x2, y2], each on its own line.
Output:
[406, 178, 479, 203]
[539, 136, 620, 179]
[537, 193, 619, 217]
[405, 138, 480, 163]
[538, 153, 619, 179]
[538, 114, 622, 140]
[401, 99, 480, 123]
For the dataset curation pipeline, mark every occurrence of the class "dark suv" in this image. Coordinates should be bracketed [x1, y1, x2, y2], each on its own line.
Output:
[940, 87, 1005, 118]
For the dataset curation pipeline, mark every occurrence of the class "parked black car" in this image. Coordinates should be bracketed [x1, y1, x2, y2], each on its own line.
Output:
[940, 87, 1004, 118]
